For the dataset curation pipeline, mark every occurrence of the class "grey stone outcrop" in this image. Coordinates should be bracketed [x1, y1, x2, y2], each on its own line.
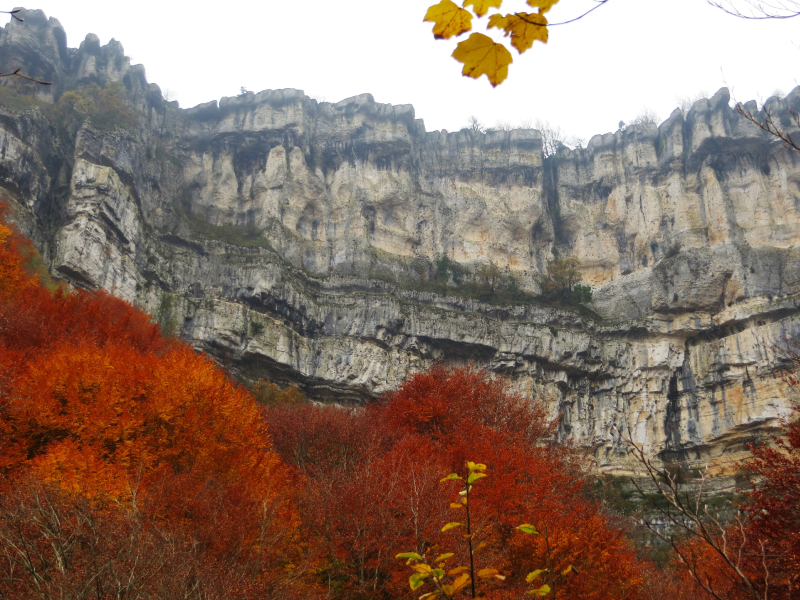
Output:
[3, 9, 800, 473]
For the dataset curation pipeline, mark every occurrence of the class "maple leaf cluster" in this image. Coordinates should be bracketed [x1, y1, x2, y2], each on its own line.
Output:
[424, 0, 560, 86]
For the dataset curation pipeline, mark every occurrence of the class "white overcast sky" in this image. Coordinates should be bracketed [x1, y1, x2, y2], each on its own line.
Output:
[13, 1, 800, 142]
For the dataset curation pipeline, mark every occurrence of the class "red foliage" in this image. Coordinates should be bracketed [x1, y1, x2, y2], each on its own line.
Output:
[12, 204, 773, 600]
[0, 207, 313, 599]
[265, 401, 381, 470]
[665, 401, 800, 600]
[0, 212, 38, 298]
[0, 478, 311, 600]
[746, 402, 800, 597]
[380, 365, 644, 598]
[634, 562, 710, 600]
[265, 365, 645, 600]
[377, 363, 552, 443]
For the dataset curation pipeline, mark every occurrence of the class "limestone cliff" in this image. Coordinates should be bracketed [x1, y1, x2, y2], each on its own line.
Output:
[3, 8, 800, 473]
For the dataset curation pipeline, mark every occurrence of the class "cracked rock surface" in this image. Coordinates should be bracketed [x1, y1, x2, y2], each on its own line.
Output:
[3, 9, 800, 472]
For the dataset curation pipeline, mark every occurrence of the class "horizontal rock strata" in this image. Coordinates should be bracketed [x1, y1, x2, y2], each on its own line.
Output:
[3, 9, 800, 473]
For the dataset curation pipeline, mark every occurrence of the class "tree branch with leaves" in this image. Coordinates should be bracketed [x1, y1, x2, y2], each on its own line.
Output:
[423, 0, 611, 86]
[397, 460, 575, 599]
[423, 0, 797, 86]
[397, 461, 506, 599]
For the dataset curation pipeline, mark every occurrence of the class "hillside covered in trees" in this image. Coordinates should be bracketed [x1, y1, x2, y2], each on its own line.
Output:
[1, 206, 799, 599]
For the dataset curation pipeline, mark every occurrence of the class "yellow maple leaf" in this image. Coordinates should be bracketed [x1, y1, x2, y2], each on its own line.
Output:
[526, 0, 560, 13]
[452, 32, 513, 86]
[488, 12, 548, 53]
[463, 0, 503, 17]
[425, 0, 473, 39]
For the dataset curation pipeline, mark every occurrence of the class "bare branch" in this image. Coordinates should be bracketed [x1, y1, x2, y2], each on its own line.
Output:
[737, 102, 800, 153]
[0, 9, 22, 22]
[513, 0, 612, 27]
[618, 427, 767, 600]
[0, 68, 52, 85]
[708, 0, 800, 18]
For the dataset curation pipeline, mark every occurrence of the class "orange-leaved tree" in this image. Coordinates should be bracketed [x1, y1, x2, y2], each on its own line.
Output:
[264, 364, 646, 600]
[0, 206, 315, 599]
[377, 365, 645, 599]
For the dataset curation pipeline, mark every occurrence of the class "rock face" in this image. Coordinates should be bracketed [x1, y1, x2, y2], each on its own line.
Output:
[3, 9, 800, 473]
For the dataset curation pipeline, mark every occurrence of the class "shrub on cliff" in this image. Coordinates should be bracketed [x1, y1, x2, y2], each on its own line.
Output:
[539, 255, 593, 306]
[54, 82, 138, 131]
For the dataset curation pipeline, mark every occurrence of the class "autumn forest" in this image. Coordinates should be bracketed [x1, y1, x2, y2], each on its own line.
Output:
[0, 191, 798, 600]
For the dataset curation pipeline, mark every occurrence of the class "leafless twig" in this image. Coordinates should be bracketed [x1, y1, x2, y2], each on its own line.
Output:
[0, 68, 51, 86]
[513, 0, 611, 27]
[618, 428, 771, 600]
[708, 0, 800, 18]
[0, 10, 51, 85]
[0, 9, 22, 22]
[736, 102, 800, 153]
